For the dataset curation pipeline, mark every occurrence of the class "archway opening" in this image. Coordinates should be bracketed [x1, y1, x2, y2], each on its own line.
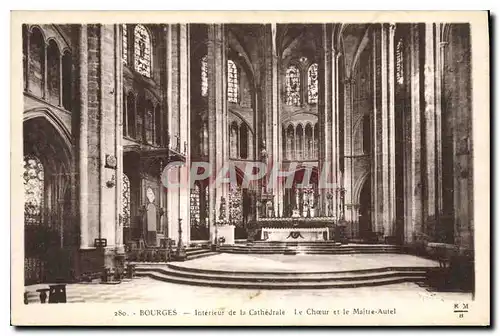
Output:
[23, 116, 73, 285]
[358, 176, 372, 241]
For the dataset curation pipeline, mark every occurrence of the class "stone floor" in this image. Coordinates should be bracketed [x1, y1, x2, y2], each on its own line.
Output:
[25, 277, 471, 304]
[24, 253, 472, 304]
[171, 253, 440, 272]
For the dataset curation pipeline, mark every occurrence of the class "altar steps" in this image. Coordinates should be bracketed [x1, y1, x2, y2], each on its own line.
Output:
[134, 264, 432, 289]
[219, 243, 401, 255]
[185, 247, 218, 260]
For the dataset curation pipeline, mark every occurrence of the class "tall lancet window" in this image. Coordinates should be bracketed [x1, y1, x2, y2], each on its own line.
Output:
[122, 24, 128, 65]
[227, 60, 238, 103]
[201, 55, 208, 97]
[190, 184, 201, 227]
[286, 65, 300, 106]
[396, 39, 404, 85]
[307, 63, 318, 104]
[134, 24, 151, 77]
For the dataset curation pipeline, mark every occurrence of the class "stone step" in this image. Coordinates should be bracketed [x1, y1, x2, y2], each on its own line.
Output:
[164, 263, 433, 276]
[225, 244, 399, 247]
[223, 246, 401, 250]
[218, 247, 401, 254]
[186, 251, 219, 260]
[135, 269, 427, 289]
[136, 264, 429, 283]
[186, 248, 212, 256]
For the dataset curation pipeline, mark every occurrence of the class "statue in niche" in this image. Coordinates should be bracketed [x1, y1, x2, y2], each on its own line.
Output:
[295, 190, 300, 212]
[266, 199, 274, 218]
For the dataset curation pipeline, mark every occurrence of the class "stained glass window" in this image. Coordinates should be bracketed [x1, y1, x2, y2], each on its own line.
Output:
[308, 63, 318, 104]
[134, 24, 151, 78]
[229, 186, 242, 226]
[190, 184, 200, 227]
[24, 155, 44, 225]
[396, 39, 404, 85]
[201, 55, 208, 97]
[122, 174, 130, 228]
[227, 60, 238, 103]
[122, 24, 128, 65]
[286, 66, 300, 106]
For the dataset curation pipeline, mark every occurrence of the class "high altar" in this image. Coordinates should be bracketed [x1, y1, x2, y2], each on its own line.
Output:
[251, 217, 335, 242]
[250, 189, 337, 242]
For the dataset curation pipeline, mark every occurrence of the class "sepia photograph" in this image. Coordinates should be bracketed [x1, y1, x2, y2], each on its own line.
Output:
[10, 10, 490, 326]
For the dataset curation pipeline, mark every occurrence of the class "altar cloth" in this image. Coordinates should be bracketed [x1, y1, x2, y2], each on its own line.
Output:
[261, 227, 328, 241]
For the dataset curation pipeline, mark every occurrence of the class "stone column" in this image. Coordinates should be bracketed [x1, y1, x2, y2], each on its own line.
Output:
[76, 24, 121, 270]
[166, 25, 180, 240]
[372, 26, 383, 235]
[388, 23, 397, 238]
[332, 50, 341, 218]
[294, 126, 297, 161]
[423, 23, 442, 238]
[380, 23, 390, 237]
[25, 28, 31, 92]
[319, 24, 332, 217]
[58, 53, 63, 107]
[78, 25, 90, 249]
[442, 24, 473, 250]
[372, 23, 397, 238]
[271, 23, 282, 218]
[163, 24, 173, 238]
[404, 24, 424, 243]
[115, 24, 124, 254]
[178, 24, 191, 243]
[343, 75, 355, 235]
[207, 24, 228, 240]
[43, 41, 48, 100]
[99, 24, 120, 264]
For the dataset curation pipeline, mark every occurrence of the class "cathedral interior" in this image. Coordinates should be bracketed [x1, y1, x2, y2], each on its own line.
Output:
[22, 23, 474, 290]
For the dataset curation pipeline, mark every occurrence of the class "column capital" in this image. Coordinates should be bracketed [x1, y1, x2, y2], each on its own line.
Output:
[389, 23, 396, 33]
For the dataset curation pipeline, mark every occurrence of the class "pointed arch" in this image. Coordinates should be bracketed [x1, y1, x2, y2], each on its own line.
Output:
[23, 108, 72, 153]
[285, 65, 300, 106]
[305, 123, 313, 159]
[122, 24, 128, 65]
[47, 39, 61, 106]
[307, 63, 318, 104]
[296, 123, 304, 160]
[227, 59, 239, 103]
[201, 54, 208, 97]
[28, 27, 45, 97]
[286, 124, 295, 160]
[134, 24, 152, 77]
[239, 122, 249, 159]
